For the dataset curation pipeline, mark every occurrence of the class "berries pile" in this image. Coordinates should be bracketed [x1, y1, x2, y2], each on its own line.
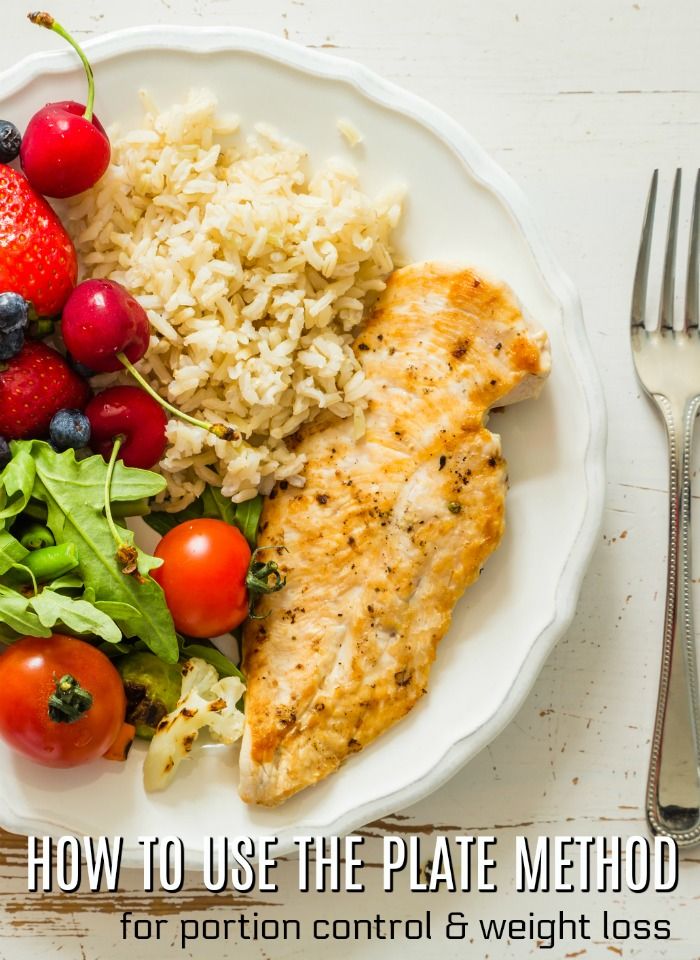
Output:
[0, 13, 238, 474]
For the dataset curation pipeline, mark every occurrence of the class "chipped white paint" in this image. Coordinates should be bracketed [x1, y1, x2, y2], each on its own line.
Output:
[1, 0, 700, 956]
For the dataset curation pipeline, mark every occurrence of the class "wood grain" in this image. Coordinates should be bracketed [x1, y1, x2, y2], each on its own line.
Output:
[1, 0, 700, 956]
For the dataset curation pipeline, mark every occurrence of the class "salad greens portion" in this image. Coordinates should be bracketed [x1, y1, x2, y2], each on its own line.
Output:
[0, 439, 267, 692]
[0, 441, 178, 662]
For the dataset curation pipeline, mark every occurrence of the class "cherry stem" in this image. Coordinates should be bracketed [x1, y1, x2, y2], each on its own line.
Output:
[103, 436, 144, 579]
[104, 435, 125, 549]
[117, 352, 240, 442]
[28, 12, 96, 122]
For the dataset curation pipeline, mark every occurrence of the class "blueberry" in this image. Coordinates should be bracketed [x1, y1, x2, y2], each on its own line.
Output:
[65, 351, 96, 379]
[0, 292, 28, 332]
[49, 409, 92, 451]
[0, 292, 28, 361]
[0, 121, 21, 164]
[0, 325, 24, 361]
[0, 437, 10, 471]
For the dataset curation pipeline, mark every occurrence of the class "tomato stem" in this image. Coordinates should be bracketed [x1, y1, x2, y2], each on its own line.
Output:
[48, 673, 93, 723]
[28, 12, 96, 122]
[246, 546, 287, 620]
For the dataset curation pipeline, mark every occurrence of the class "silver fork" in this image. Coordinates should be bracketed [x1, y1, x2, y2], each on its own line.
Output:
[632, 168, 700, 847]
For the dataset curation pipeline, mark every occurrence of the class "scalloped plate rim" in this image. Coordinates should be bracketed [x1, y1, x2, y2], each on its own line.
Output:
[0, 24, 606, 866]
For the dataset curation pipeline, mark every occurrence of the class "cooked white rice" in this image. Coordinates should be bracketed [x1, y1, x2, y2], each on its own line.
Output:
[337, 118, 364, 147]
[65, 90, 402, 508]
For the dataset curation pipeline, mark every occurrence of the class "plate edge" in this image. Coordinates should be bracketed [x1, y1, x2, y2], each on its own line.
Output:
[0, 24, 607, 867]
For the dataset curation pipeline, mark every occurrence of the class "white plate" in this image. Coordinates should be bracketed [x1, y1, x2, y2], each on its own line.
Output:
[0, 26, 605, 865]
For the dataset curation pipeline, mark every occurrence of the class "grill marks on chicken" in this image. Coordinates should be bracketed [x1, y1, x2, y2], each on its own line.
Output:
[239, 262, 551, 806]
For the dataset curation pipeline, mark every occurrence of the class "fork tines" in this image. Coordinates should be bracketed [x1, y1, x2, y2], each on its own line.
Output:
[632, 168, 700, 333]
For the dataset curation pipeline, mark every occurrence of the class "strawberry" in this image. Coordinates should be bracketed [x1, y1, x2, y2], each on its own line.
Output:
[0, 340, 90, 440]
[0, 165, 77, 318]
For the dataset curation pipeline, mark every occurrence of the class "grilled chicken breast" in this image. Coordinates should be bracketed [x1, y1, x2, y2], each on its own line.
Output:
[239, 262, 550, 806]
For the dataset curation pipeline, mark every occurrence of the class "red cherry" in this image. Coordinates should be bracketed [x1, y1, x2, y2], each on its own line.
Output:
[62, 279, 239, 445]
[22, 13, 110, 199]
[85, 386, 167, 470]
[20, 101, 110, 199]
[61, 279, 150, 373]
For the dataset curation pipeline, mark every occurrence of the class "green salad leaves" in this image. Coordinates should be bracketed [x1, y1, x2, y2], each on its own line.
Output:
[0, 441, 178, 662]
[0, 441, 266, 684]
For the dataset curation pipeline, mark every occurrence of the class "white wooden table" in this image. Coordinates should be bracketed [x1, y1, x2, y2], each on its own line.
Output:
[1, 0, 700, 956]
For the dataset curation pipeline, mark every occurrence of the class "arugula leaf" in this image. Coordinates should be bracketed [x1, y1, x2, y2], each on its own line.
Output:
[47, 573, 84, 592]
[202, 486, 237, 526]
[143, 500, 203, 537]
[234, 496, 264, 547]
[0, 584, 51, 637]
[0, 445, 36, 521]
[22, 442, 178, 663]
[94, 600, 143, 622]
[97, 640, 133, 657]
[0, 530, 29, 576]
[144, 487, 264, 547]
[30, 590, 123, 645]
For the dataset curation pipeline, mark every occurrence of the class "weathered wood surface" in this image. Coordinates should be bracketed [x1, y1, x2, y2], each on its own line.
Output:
[1, 0, 700, 955]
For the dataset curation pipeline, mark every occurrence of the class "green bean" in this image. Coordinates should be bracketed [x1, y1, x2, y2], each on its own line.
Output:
[112, 498, 151, 519]
[19, 523, 55, 551]
[13, 543, 79, 584]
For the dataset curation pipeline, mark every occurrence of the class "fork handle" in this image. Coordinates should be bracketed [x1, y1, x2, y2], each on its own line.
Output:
[647, 398, 700, 846]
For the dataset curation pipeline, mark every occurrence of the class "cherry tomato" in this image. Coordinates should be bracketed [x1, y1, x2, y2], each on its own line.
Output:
[0, 634, 126, 768]
[152, 518, 252, 638]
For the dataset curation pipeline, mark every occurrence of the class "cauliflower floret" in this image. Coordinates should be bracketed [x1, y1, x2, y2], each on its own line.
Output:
[144, 657, 245, 792]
